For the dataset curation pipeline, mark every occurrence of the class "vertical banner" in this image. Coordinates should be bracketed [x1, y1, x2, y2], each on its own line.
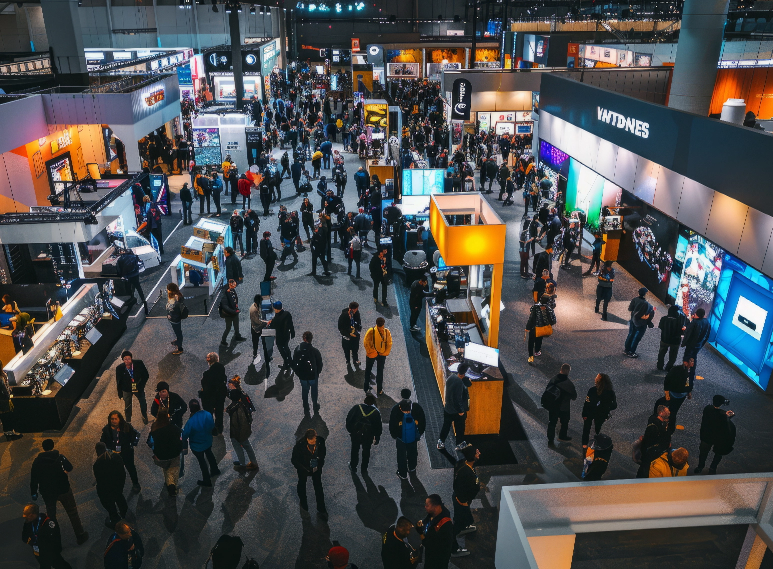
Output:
[352, 38, 360, 52]
[451, 78, 472, 120]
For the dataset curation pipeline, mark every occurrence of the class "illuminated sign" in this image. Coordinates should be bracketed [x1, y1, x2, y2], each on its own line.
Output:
[50, 129, 72, 154]
[364, 103, 388, 128]
[597, 106, 649, 138]
[145, 88, 165, 106]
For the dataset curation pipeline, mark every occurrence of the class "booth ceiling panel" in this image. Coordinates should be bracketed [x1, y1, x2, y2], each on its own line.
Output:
[575, 130, 601, 173]
[652, 166, 684, 220]
[594, 138, 619, 183]
[548, 113, 564, 150]
[737, 206, 773, 270]
[611, 147, 637, 191]
[538, 112, 553, 146]
[677, 178, 715, 236]
[705, 193, 748, 258]
[631, 157, 661, 206]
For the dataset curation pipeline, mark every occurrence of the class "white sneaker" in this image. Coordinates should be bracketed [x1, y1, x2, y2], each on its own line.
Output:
[451, 549, 470, 557]
[437, 439, 445, 450]
[457, 525, 477, 536]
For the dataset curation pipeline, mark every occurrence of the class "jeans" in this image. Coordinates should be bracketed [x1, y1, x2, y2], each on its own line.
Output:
[409, 306, 422, 328]
[323, 155, 331, 169]
[658, 342, 680, 369]
[624, 322, 647, 354]
[231, 437, 258, 465]
[547, 409, 570, 442]
[191, 447, 219, 485]
[439, 411, 466, 445]
[595, 286, 613, 318]
[372, 278, 388, 304]
[213, 192, 221, 215]
[233, 232, 244, 256]
[582, 416, 606, 447]
[350, 436, 372, 469]
[246, 231, 257, 255]
[697, 441, 724, 471]
[43, 488, 86, 538]
[122, 390, 147, 424]
[396, 439, 418, 477]
[347, 253, 361, 277]
[364, 354, 386, 393]
[153, 456, 180, 487]
[527, 330, 543, 357]
[222, 315, 241, 343]
[300, 379, 318, 412]
[170, 320, 183, 351]
[520, 251, 530, 277]
[182, 200, 193, 224]
[97, 488, 127, 525]
[297, 467, 326, 511]
[342, 336, 359, 364]
[277, 341, 292, 367]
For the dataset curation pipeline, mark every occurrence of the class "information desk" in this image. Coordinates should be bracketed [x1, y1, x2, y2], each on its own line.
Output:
[426, 299, 503, 435]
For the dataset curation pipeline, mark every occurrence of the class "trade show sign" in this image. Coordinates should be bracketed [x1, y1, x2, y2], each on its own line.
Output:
[451, 78, 472, 121]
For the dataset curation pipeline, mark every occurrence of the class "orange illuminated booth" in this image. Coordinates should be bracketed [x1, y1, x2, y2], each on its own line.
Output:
[427, 192, 506, 435]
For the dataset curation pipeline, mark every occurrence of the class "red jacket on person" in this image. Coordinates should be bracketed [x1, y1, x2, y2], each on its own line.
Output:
[238, 177, 251, 197]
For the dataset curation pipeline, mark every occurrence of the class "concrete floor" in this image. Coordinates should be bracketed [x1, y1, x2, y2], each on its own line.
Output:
[0, 143, 771, 569]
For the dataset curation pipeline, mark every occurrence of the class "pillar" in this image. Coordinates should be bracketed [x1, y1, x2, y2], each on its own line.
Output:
[736, 527, 769, 569]
[39, 0, 88, 86]
[276, 7, 288, 68]
[228, 8, 244, 110]
[668, 0, 729, 115]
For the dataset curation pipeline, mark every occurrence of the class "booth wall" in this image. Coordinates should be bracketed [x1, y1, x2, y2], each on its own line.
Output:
[710, 67, 773, 120]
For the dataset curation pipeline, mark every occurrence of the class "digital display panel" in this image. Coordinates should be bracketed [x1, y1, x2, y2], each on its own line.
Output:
[667, 228, 725, 317]
[539, 140, 569, 170]
[402, 169, 445, 196]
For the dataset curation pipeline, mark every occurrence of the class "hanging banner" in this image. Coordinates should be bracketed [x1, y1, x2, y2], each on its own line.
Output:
[451, 78, 472, 120]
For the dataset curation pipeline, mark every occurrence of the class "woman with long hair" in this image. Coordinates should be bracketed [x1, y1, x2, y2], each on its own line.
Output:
[166, 283, 184, 355]
[581, 373, 617, 452]
[524, 294, 556, 365]
[100, 410, 141, 491]
[146, 409, 183, 496]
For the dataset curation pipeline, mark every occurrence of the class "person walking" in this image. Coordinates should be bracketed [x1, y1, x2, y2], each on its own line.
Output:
[211, 172, 223, 216]
[182, 399, 221, 487]
[244, 209, 259, 255]
[291, 428, 328, 521]
[0, 364, 22, 440]
[224, 247, 243, 284]
[180, 182, 194, 225]
[338, 301, 362, 367]
[22, 503, 72, 569]
[226, 390, 259, 472]
[249, 294, 268, 361]
[437, 363, 472, 452]
[409, 274, 433, 332]
[269, 301, 296, 370]
[545, 363, 577, 447]
[381, 517, 417, 569]
[363, 317, 392, 395]
[300, 197, 314, 240]
[417, 495, 456, 568]
[29, 439, 89, 545]
[390, 388, 426, 480]
[150, 381, 187, 427]
[624, 287, 655, 358]
[636, 404, 671, 478]
[583, 233, 605, 276]
[681, 307, 711, 384]
[146, 203, 164, 255]
[259, 180, 271, 217]
[451, 445, 480, 555]
[100, 411, 141, 491]
[292, 331, 323, 415]
[146, 409, 183, 497]
[695, 395, 736, 475]
[260, 231, 278, 281]
[525, 294, 556, 364]
[219, 279, 245, 345]
[662, 357, 695, 433]
[594, 261, 615, 321]
[370, 248, 390, 306]
[346, 227, 363, 278]
[103, 522, 144, 569]
[115, 350, 149, 425]
[166, 283, 185, 355]
[201, 352, 228, 435]
[93, 442, 127, 528]
[657, 305, 684, 370]
[346, 394, 382, 473]
[310, 223, 331, 276]
[649, 447, 689, 478]
[230, 211, 245, 256]
[238, 173, 252, 210]
[116, 250, 149, 315]
[581, 373, 616, 452]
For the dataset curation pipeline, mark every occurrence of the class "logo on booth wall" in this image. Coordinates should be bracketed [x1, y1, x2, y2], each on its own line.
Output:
[451, 78, 472, 121]
[145, 88, 165, 107]
[597, 106, 649, 139]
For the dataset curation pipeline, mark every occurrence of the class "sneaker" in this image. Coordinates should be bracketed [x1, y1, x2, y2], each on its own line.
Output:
[451, 549, 470, 558]
[245, 463, 259, 471]
[455, 441, 469, 451]
[534, 351, 542, 357]
[396, 471, 408, 480]
[172, 349, 184, 355]
[410, 325, 420, 332]
[457, 525, 477, 536]
[558, 435, 573, 442]
[628, 352, 639, 358]
[528, 356, 534, 364]
[437, 439, 445, 450]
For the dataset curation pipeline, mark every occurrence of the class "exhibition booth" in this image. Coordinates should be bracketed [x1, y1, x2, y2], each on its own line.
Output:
[538, 74, 773, 390]
[202, 38, 281, 105]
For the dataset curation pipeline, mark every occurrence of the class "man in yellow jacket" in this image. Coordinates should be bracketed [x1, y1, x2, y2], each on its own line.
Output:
[363, 317, 392, 395]
[649, 447, 689, 478]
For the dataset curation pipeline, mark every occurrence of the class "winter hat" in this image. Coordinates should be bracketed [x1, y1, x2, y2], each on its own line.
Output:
[713, 394, 728, 407]
[156, 381, 170, 392]
[327, 546, 349, 568]
[273, 301, 283, 309]
[638, 287, 648, 297]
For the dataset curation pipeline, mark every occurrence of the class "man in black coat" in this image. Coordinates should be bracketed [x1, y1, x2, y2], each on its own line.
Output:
[22, 503, 72, 569]
[337, 301, 362, 366]
[417, 494, 457, 568]
[269, 301, 296, 369]
[201, 352, 228, 434]
[695, 394, 736, 474]
[546, 364, 577, 446]
[345, 394, 382, 473]
[682, 307, 711, 384]
[220, 279, 244, 345]
[662, 357, 694, 433]
[636, 404, 671, 478]
[292, 331, 323, 415]
[260, 231, 277, 281]
[657, 305, 685, 371]
[390, 389, 426, 480]
[115, 350, 149, 424]
[409, 274, 433, 332]
[224, 246, 244, 281]
[452, 445, 480, 553]
[150, 381, 188, 427]
[310, 224, 330, 276]
[93, 442, 127, 528]
[291, 428, 328, 520]
[116, 250, 148, 315]
[381, 517, 416, 569]
[370, 248, 389, 306]
[532, 246, 552, 282]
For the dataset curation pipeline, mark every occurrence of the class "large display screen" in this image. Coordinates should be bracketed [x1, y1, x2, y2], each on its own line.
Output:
[709, 254, 773, 388]
[402, 169, 444, 196]
[667, 228, 725, 317]
[616, 190, 679, 301]
[193, 128, 222, 166]
[566, 158, 613, 227]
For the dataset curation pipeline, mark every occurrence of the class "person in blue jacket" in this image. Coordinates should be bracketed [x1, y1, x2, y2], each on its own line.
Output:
[103, 521, 144, 569]
[181, 399, 221, 487]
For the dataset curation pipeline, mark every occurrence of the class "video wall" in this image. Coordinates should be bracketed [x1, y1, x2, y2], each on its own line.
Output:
[668, 228, 725, 317]
[709, 254, 773, 389]
[565, 158, 621, 229]
[402, 169, 444, 196]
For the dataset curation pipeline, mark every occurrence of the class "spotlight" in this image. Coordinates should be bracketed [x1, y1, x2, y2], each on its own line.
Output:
[225, 1, 231, 12]
[308, 3, 316, 10]
[296, 2, 304, 7]
[354, 1, 364, 9]
[335, 2, 341, 12]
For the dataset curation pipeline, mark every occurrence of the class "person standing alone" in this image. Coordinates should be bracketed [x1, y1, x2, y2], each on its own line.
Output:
[545, 363, 577, 447]
[363, 317, 392, 395]
[291, 428, 328, 521]
[115, 351, 149, 425]
[390, 389, 426, 480]
[595, 261, 615, 321]
[338, 301, 362, 367]
[624, 287, 655, 358]
[346, 394, 382, 473]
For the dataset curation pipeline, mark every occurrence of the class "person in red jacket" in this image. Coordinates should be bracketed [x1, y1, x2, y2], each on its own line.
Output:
[238, 174, 252, 210]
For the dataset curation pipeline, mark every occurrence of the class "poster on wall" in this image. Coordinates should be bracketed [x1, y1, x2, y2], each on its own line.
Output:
[616, 190, 679, 301]
[193, 128, 222, 166]
[495, 122, 514, 135]
[46, 153, 74, 194]
[478, 112, 491, 132]
[667, 228, 725, 317]
[566, 158, 605, 227]
[364, 103, 388, 129]
[387, 63, 419, 77]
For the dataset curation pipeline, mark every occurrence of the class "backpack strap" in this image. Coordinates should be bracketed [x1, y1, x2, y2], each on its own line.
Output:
[434, 517, 452, 531]
[359, 405, 376, 418]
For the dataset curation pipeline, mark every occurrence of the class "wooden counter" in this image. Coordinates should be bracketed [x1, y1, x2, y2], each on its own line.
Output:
[426, 301, 503, 435]
[366, 161, 396, 187]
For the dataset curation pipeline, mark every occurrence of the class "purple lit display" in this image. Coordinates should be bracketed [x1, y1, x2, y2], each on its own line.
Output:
[540, 140, 569, 169]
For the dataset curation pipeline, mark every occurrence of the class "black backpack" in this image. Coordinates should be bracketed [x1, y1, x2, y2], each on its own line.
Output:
[208, 534, 243, 569]
[353, 404, 376, 443]
[180, 303, 189, 319]
[540, 382, 563, 410]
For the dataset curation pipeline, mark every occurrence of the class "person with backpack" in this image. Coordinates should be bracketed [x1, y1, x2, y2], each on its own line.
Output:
[103, 521, 144, 569]
[544, 363, 577, 447]
[581, 373, 617, 452]
[227, 390, 259, 472]
[166, 283, 186, 356]
[387, 389, 426, 481]
[624, 287, 655, 358]
[291, 428, 328, 520]
[345, 393, 382, 473]
[649, 447, 689, 478]
[211, 172, 223, 216]
[146, 409, 183, 497]
[525, 294, 557, 365]
[292, 331, 323, 415]
[116, 250, 148, 316]
[695, 395, 736, 474]
[437, 363, 472, 453]
[363, 317, 392, 395]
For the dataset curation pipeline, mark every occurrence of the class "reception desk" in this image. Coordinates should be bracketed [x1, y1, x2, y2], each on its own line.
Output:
[426, 299, 503, 435]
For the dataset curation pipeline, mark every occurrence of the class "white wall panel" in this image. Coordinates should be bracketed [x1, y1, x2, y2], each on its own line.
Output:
[677, 178, 714, 235]
[737, 206, 773, 269]
[539, 113, 553, 147]
[705, 193, 748, 256]
[762, 231, 773, 278]
[652, 167, 684, 219]
[549, 113, 564, 151]
[576, 130, 600, 172]
[612, 147, 637, 191]
[631, 157, 661, 205]
[594, 138, 619, 182]
[560, 122, 582, 162]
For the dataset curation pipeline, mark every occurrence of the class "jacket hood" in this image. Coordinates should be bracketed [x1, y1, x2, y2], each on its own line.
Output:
[37, 450, 61, 463]
[668, 305, 680, 317]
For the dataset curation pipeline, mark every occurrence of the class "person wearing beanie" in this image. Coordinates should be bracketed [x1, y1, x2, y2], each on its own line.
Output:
[30, 439, 89, 545]
[451, 446, 480, 555]
[93, 441, 128, 528]
[326, 545, 358, 569]
[389, 393, 426, 480]
[147, 408, 184, 497]
[695, 395, 736, 474]
[182, 399, 221, 487]
[624, 287, 655, 358]
[260, 231, 278, 281]
[269, 301, 296, 370]
[345, 394, 382, 473]
[649, 447, 689, 478]
[291, 428, 328, 520]
[438, 363, 472, 453]
[150, 381, 188, 428]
